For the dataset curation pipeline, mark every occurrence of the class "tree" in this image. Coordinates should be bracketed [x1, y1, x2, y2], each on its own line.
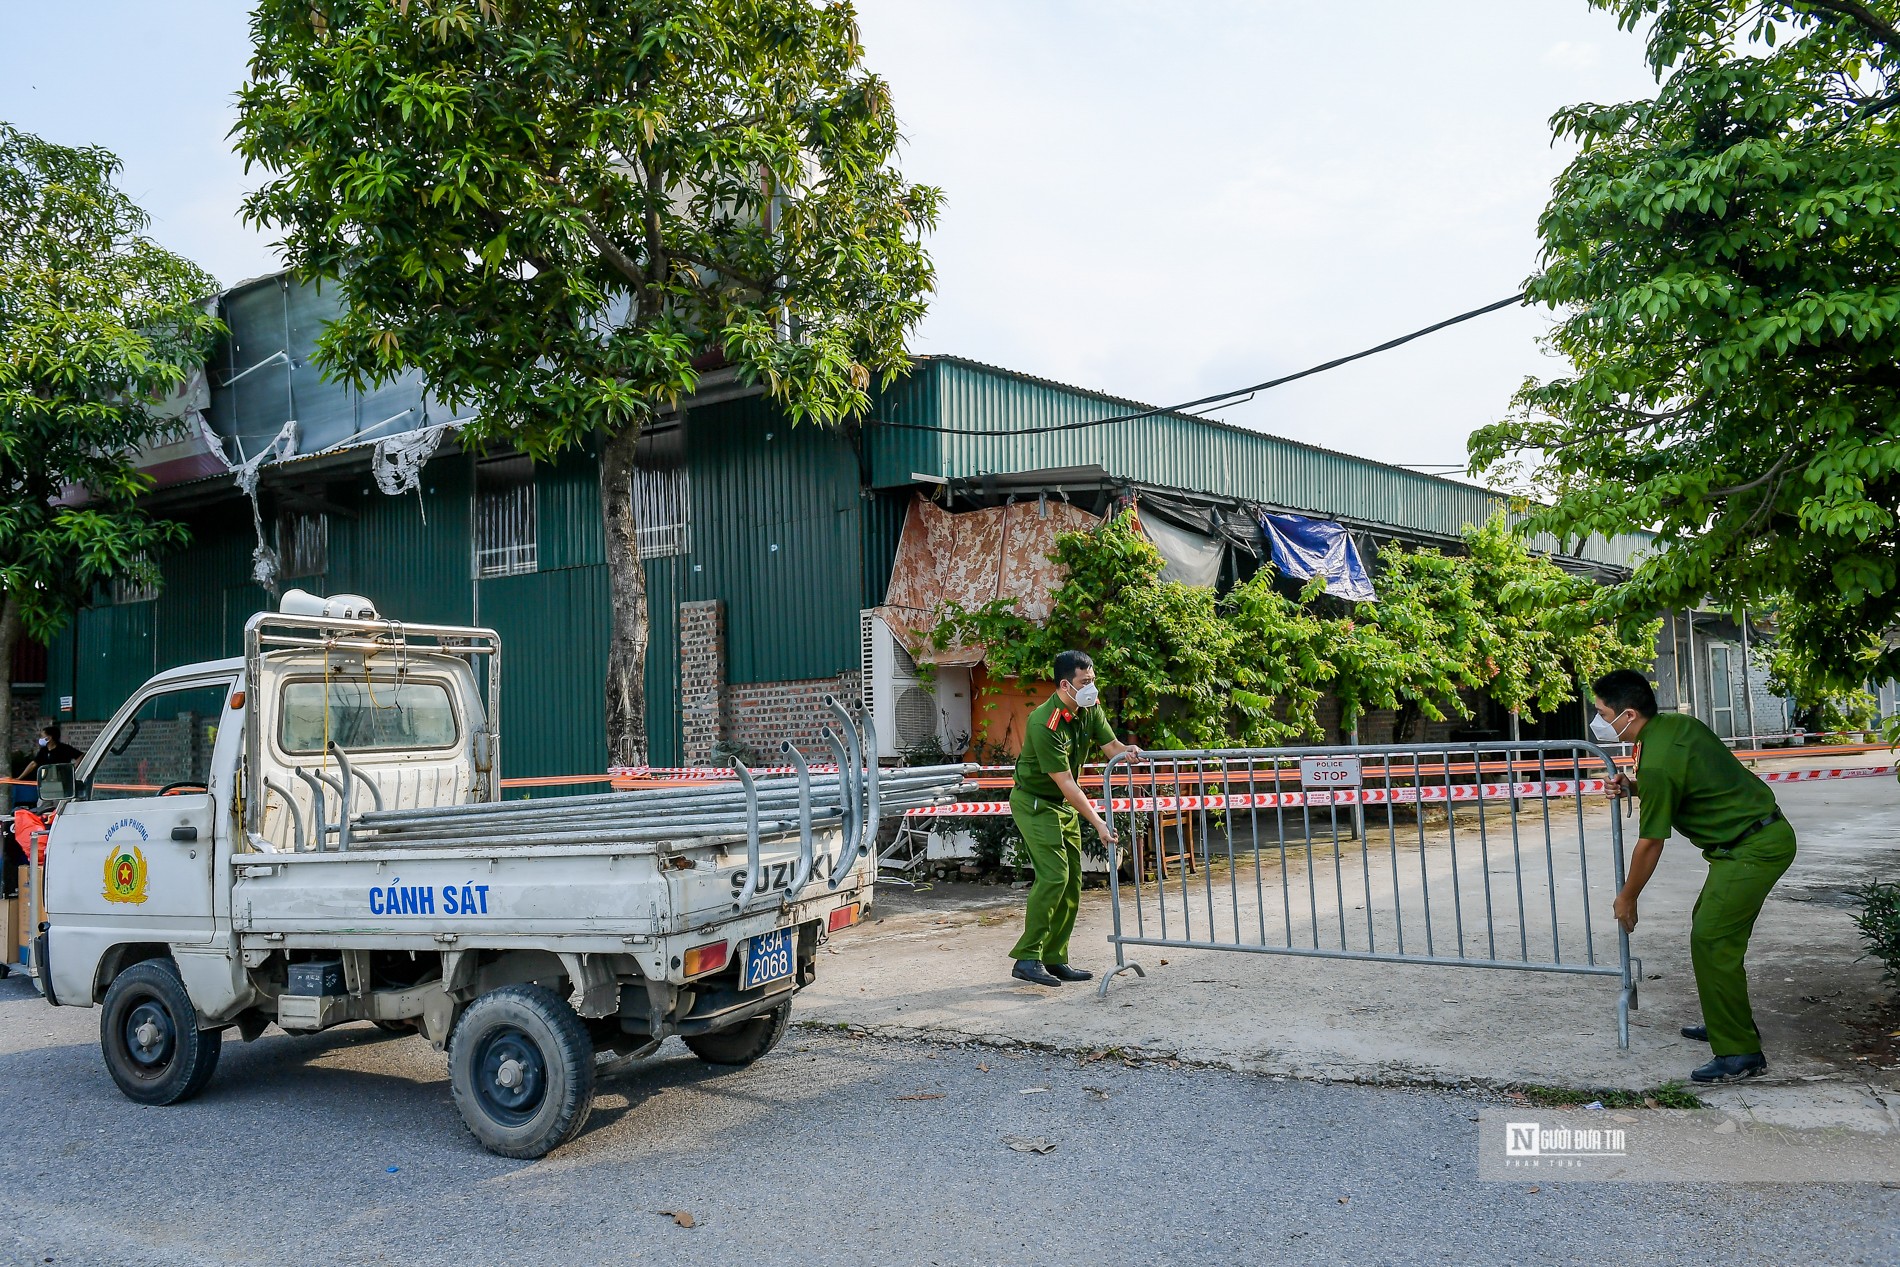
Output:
[931, 511, 1656, 752]
[1470, 0, 1900, 700]
[0, 123, 220, 743]
[236, 0, 939, 765]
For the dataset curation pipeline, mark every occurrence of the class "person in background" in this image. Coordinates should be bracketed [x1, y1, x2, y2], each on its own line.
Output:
[22, 724, 81, 783]
[1007, 650, 1139, 988]
[1592, 669, 1795, 1084]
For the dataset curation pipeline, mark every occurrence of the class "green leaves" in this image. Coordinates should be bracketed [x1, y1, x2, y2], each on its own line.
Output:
[236, 0, 940, 455]
[929, 512, 1654, 750]
[1475, 1, 1900, 694]
[0, 122, 219, 639]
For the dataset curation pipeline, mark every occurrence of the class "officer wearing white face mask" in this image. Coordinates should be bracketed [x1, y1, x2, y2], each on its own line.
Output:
[1591, 669, 1794, 1084]
[1006, 649, 1138, 987]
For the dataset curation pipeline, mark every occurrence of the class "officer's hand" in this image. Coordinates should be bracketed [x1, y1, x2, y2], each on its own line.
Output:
[1097, 820, 1119, 846]
[1606, 773, 1631, 800]
[1613, 892, 1638, 933]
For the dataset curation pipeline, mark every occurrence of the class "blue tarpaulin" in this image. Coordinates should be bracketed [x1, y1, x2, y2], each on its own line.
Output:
[1259, 512, 1377, 602]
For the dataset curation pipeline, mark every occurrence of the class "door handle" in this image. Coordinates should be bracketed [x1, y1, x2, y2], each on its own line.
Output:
[171, 826, 198, 842]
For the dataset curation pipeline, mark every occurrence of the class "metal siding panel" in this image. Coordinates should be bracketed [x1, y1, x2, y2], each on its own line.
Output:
[537, 442, 605, 571]
[479, 565, 613, 790]
[334, 455, 475, 625]
[642, 557, 682, 767]
[860, 490, 908, 608]
[683, 398, 861, 685]
[902, 358, 1649, 566]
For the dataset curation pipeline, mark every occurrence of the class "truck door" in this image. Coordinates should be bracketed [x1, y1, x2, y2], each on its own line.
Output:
[48, 677, 235, 948]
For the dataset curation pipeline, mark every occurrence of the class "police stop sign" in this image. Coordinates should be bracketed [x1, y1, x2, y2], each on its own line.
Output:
[1299, 756, 1363, 788]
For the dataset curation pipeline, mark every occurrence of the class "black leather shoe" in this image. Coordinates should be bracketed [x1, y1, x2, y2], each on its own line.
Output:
[1044, 963, 1093, 982]
[1691, 1053, 1767, 1083]
[1012, 960, 1063, 987]
[1682, 1024, 1708, 1042]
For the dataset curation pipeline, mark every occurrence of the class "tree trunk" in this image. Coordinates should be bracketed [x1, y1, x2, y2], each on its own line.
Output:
[600, 424, 650, 768]
[0, 590, 18, 762]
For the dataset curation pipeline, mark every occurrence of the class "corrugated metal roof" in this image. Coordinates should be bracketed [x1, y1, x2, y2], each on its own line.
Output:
[869, 356, 1651, 571]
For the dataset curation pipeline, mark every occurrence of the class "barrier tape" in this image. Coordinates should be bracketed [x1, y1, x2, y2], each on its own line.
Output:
[900, 764, 1896, 817]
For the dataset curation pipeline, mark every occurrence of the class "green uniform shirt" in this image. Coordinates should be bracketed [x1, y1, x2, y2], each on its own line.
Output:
[1634, 712, 1780, 849]
[1013, 694, 1116, 804]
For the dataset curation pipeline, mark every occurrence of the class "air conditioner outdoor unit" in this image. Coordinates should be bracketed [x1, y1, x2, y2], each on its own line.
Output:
[860, 609, 972, 761]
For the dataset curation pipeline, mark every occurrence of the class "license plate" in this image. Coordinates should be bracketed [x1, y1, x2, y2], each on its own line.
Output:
[741, 928, 795, 989]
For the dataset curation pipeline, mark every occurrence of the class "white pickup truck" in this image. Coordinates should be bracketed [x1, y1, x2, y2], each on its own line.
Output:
[32, 592, 961, 1157]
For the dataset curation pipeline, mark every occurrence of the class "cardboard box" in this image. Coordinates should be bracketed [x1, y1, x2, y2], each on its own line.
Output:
[1, 894, 17, 968]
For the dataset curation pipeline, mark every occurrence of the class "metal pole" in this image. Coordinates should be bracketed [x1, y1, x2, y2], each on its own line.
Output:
[1738, 608, 1758, 748]
[1684, 609, 1700, 721]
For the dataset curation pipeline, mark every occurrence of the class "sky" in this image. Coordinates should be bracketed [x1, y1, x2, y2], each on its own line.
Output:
[0, 1, 1660, 474]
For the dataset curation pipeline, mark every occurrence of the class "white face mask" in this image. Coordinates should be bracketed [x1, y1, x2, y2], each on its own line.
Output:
[1072, 683, 1101, 710]
[1589, 712, 1624, 744]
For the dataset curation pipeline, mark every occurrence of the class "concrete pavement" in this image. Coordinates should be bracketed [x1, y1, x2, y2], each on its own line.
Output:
[804, 767, 1900, 1124]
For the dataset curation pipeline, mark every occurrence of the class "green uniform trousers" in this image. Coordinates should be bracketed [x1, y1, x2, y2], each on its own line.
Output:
[1691, 819, 1797, 1057]
[1007, 789, 1084, 964]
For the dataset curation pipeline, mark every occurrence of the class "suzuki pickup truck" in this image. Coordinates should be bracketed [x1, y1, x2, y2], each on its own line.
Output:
[31, 591, 960, 1157]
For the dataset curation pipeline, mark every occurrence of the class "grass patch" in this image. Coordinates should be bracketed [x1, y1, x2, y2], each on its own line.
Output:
[1507, 1080, 1701, 1109]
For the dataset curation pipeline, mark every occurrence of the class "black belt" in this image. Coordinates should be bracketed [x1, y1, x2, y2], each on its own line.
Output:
[1712, 808, 1783, 851]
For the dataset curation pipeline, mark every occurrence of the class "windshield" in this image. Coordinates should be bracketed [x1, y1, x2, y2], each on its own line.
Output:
[278, 678, 459, 754]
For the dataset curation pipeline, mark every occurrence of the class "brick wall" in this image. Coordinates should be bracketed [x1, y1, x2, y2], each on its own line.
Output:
[727, 672, 863, 760]
[679, 599, 727, 767]
[8, 691, 43, 760]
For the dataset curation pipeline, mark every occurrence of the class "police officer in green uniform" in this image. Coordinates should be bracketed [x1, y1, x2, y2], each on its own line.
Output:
[1008, 650, 1139, 988]
[1591, 669, 1796, 1083]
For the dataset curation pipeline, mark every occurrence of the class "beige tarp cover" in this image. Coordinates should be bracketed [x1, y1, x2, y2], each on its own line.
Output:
[876, 494, 1100, 666]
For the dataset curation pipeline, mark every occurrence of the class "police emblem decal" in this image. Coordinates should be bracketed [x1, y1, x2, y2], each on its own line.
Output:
[102, 818, 152, 905]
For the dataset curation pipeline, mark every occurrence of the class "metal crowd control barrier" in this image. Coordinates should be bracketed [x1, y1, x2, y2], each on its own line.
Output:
[1096, 741, 1640, 1048]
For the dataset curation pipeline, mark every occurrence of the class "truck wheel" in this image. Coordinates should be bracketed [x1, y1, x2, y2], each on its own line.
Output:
[448, 984, 595, 1159]
[683, 1000, 792, 1067]
[100, 960, 223, 1106]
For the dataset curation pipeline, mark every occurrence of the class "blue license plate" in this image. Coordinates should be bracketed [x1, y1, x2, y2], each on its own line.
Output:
[742, 928, 795, 989]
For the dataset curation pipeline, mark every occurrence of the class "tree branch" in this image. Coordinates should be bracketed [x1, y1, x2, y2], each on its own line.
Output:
[1707, 452, 1793, 499]
[574, 210, 647, 292]
[668, 249, 780, 296]
[1797, 0, 1900, 47]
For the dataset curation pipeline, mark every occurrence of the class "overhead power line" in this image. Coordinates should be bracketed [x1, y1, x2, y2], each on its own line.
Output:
[873, 292, 1527, 437]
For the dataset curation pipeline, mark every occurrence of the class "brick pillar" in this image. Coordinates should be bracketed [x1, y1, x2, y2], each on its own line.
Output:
[679, 599, 727, 766]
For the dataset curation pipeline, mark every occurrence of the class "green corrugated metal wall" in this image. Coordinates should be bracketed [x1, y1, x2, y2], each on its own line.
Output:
[867, 357, 1650, 570]
[678, 396, 864, 685]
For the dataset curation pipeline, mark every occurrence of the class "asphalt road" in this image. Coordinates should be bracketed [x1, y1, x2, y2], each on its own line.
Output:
[0, 980, 1894, 1267]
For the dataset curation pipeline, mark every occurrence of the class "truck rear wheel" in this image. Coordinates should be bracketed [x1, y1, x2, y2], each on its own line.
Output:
[100, 960, 223, 1106]
[683, 1000, 792, 1067]
[448, 984, 595, 1159]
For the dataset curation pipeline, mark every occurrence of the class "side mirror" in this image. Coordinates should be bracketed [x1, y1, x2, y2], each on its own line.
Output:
[37, 762, 75, 805]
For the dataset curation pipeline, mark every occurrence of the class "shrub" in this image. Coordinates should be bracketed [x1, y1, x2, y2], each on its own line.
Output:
[1852, 881, 1900, 993]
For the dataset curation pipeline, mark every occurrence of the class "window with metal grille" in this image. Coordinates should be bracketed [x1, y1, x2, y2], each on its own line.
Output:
[276, 509, 328, 578]
[475, 456, 537, 577]
[631, 463, 692, 559]
[110, 559, 158, 605]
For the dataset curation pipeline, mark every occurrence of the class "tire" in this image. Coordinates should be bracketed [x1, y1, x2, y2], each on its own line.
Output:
[683, 1000, 792, 1067]
[447, 984, 595, 1159]
[100, 960, 222, 1106]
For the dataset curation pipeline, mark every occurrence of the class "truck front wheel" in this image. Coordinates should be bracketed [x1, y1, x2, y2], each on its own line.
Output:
[448, 984, 595, 1159]
[100, 960, 222, 1105]
[683, 1000, 792, 1067]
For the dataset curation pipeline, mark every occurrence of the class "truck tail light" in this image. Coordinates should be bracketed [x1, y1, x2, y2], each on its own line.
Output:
[828, 903, 860, 932]
[681, 940, 730, 977]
